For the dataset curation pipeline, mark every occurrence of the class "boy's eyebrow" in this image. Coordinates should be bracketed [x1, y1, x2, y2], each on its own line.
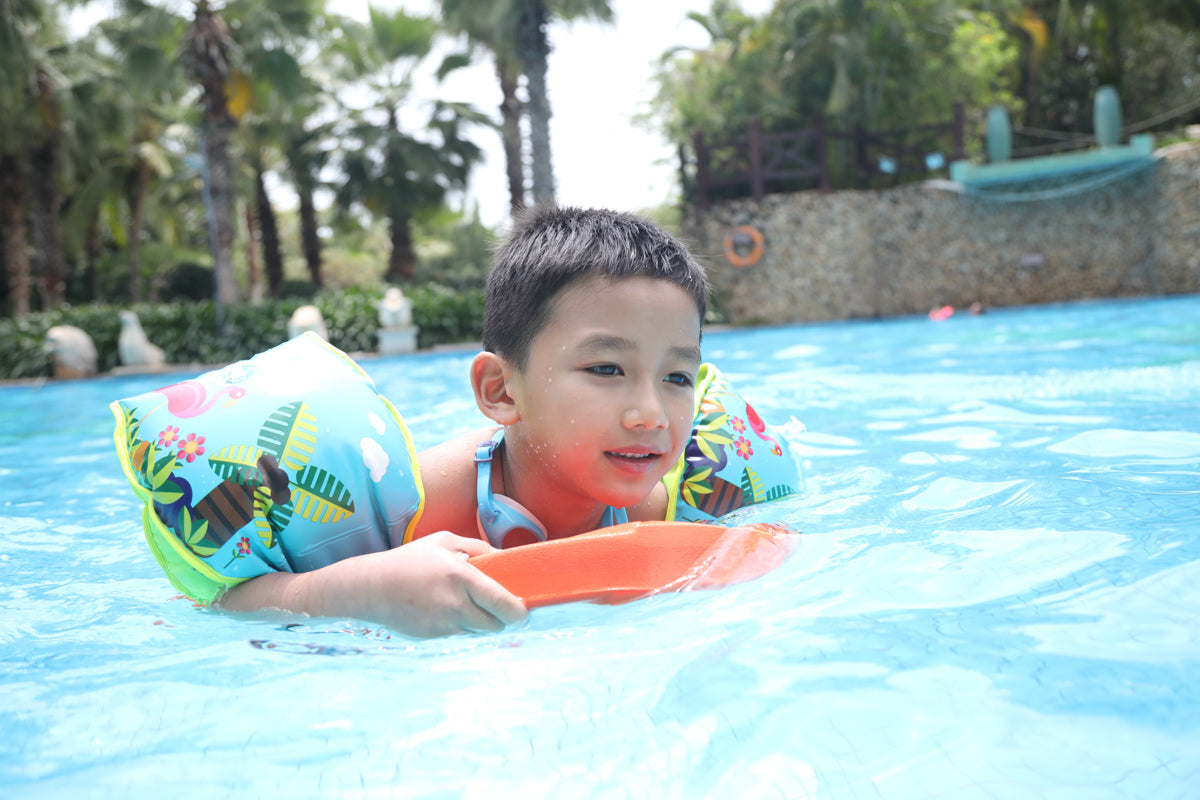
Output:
[578, 334, 702, 364]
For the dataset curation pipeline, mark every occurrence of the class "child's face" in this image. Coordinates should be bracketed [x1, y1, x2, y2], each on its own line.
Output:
[508, 275, 702, 512]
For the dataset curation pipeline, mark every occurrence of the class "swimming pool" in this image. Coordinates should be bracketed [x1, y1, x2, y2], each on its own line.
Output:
[2, 295, 1197, 798]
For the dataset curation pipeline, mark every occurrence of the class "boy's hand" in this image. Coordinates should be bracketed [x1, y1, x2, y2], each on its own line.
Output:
[361, 532, 529, 638]
[218, 532, 528, 638]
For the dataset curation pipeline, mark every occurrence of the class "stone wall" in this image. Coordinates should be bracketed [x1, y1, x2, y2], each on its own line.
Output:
[681, 143, 1200, 324]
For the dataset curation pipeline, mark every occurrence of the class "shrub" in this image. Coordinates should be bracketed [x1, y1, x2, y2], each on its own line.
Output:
[0, 284, 486, 381]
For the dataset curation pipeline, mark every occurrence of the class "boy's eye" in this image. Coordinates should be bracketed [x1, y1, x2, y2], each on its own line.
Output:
[666, 372, 695, 387]
[587, 364, 622, 376]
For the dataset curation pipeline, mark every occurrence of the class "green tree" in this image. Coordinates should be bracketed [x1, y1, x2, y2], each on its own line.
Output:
[0, 0, 57, 315]
[1015, 0, 1200, 133]
[517, 0, 614, 206]
[83, 0, 189, 303]
[179, 0, 323, 307]
[652, 1, 1025, 170]
[437, 0, 614, 209]
[225, 0, 323, 299]
[283, 118, 332, 290]
[180, 0, 242, 307]
[441, 0, 528, 213]
[332, 8, 487, 282]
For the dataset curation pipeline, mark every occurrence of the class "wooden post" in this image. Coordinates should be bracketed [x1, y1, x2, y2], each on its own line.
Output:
[749, 117, 765, 200]
[854, 122, 869, 188]
[815, 114, 830, 192]
[952, 101, 965, 161]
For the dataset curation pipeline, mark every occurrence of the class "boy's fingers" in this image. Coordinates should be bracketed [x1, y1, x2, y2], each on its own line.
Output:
[465, 570, 529, 628]
[450, 535, 494, 557]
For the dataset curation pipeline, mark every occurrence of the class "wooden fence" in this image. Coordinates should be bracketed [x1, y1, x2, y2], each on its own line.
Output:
[684, 103, 965, 207]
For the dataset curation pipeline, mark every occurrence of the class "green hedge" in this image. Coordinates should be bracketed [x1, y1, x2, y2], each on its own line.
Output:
[0, 285, 486, 381]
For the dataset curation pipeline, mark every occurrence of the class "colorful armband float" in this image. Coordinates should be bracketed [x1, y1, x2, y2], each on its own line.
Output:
[110, 333, 425, 605]
[469, 520, 795, 608]
[664, 364, 801, 523]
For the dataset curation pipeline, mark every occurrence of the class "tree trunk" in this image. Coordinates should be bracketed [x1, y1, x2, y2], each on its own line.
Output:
[384, 107, 415, 282]
[255, 168, 283, 298]
[84, 215, 100, 302]
[286, 128, 324, 289]
[497, 55, 526, 214]
[243, 201, 260, 301]
[519, 1, 555, 207]
[187, 1, 241, 307]
[296, 176, 322, 289]
[30, 136, 66, 308]
[386, 211, 415, 282]
[0, 152, 31, 317]
[203, 116, 240, 306]
[129, 158, 152, 303]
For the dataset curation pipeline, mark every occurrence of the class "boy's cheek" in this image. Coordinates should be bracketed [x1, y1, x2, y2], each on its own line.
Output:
[670, 415, 694, 457]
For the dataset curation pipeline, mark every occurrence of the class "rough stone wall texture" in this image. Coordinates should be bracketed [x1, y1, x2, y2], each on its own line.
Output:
[681, 143, 1199, 324]
[1155, 143, 1200, 294]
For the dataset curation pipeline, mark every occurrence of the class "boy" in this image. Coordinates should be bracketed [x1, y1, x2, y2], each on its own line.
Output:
[112, 207, 799, 638]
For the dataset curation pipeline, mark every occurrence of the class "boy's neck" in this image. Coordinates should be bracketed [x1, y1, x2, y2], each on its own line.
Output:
[494, 440, 613, 538]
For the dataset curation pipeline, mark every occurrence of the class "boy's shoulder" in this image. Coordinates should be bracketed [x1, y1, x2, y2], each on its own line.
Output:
[412, 427, 495, 541]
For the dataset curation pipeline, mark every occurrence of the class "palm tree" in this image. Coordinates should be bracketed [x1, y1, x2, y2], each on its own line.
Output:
[179, 0, 321, 307]
[332, 8, 487, 281]
[29, 60, 69, 308]
[437, 0, 614, 210]
[283, 119, 330, 289]
[440, 0, 527, 213]
[0, 0, 53, 316]
[516, 0, 614, 206]
[84, 1, 189, 303]
[226, 0, 323, 298]
[180, 0, 241, 307]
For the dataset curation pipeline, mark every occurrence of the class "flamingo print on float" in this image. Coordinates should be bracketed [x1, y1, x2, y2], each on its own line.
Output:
[155, 380, 247, 418]
[744, 402, 783, 456]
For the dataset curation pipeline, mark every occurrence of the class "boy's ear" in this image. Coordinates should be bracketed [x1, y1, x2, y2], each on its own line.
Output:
[471, 351, 520, 425]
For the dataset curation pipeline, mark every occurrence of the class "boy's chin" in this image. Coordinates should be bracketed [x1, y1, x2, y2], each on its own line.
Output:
[596, 478, 668, 514]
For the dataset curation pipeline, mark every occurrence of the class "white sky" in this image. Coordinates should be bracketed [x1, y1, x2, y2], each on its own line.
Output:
[353, 0, 774, 225]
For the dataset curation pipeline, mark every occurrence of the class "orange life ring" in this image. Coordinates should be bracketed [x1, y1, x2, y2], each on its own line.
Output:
[723, 225, 765, 268]
[469, 520, 795, 609]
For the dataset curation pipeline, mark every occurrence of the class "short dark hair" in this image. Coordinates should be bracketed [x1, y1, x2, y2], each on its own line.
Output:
[482, 207, 709, 369]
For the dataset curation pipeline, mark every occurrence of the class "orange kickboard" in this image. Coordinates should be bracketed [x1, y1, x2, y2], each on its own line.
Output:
[469, 520, 796, 609]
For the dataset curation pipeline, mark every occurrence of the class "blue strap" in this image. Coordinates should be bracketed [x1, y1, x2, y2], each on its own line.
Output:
[473, 429, 505, 534]
[474, 428, 627, 543]
[601, 505, 629, 527]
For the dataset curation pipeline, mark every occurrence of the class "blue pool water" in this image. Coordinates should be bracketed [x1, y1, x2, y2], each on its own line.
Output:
[2, 295, 1198, 798]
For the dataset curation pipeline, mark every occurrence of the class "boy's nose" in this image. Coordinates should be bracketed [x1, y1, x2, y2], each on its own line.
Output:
[623, 384, 669, 430]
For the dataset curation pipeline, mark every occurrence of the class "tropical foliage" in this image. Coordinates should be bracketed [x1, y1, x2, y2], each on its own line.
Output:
[440, 0, 615, 210]
[649, 0, 1200, 162]
[0, 0, 499, 318]
[1, 0, 1196, 325]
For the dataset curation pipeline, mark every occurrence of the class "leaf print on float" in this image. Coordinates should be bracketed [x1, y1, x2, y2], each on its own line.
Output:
[196, 400, 355, 552]
[117, 399, 357, 564]
[672, 369, 801, 520]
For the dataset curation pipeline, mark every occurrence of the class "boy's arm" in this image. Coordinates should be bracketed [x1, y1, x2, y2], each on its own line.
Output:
[217, 532, 528, 638]
[218, 428, 526, 638]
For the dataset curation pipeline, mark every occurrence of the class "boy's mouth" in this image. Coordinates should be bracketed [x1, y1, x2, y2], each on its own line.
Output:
[604, 448, 662, 474]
